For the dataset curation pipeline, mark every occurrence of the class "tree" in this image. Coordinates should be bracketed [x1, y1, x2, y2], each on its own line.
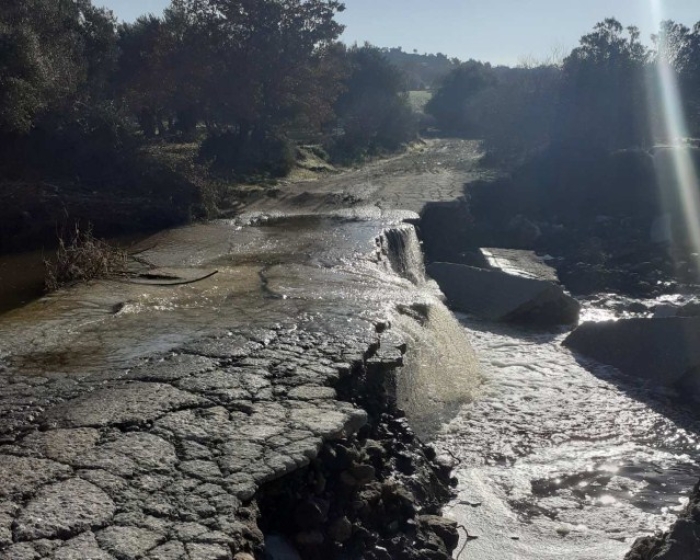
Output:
[0, 0, 117, 135]
[116, 15, 176, 137]
[163, 0, 346, 139]
[653, 20, 700, 136]
[328, 44, 416, 161]
[470, 65, 562, 163]
[424, 60, 495, 134]
[555, 18, 651, 150]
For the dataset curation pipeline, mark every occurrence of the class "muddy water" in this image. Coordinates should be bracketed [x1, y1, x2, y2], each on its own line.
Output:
[436, 316, 700, 560]
[0, 213, 385, 372]
[0, 250, 46, 315]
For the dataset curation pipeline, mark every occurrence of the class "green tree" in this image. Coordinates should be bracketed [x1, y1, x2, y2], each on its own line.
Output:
[116, 15, 175, 137]
[328, 44, 417, 161]
[555, 18, 650, 150]
[653, 20, 700, 136]
[164, 0, 346, 139]
[424, 60, 495, 134]
[0, 0, 117, 135]
[470, 65, 562, 163]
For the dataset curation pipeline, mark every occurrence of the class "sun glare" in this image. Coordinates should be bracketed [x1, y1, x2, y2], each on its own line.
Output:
[650, 0, 700, 262]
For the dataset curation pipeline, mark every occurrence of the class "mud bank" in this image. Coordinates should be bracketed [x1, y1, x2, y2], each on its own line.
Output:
[0, 209, 480, 560]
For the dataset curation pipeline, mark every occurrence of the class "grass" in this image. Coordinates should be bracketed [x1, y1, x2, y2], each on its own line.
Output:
[407, 90, 433, 113]
[44, 224, 128, 292]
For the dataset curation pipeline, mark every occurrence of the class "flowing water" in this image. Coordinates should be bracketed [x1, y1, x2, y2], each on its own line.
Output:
[435, 314, 700, 560]
[0, 210, 477, 437]
[2, 166, 699, 560]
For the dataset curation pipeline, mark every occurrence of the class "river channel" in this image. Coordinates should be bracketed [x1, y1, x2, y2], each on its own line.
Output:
[435, 311, 700, 560]
[1, 140, 698, 559]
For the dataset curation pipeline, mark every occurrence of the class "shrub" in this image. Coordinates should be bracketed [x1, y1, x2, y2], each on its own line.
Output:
[0, 101, 140, 182]
[199, 130, 296, 178]
[44, 224, 128, 292]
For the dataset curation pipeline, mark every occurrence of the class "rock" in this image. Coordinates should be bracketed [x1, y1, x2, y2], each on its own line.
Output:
[427, 262, 579, 325]
[54, 532, 116, 560]
[295, 531, 323, 547]
[418, 515, 459, 552]
[264, 534, 301, 560]
[328, 517, 352, 543]
[44, 383, 206, 428]
[350, 464, 376, 484]
[652, 519, 700, 559]
[506, 214, 541, 248]
[0, 543, 40, 560]
[564, 318, 700, 391]
[14, 479, 115, 540]
[293, 499, 328, 530]
[20, 428, 101, 463]
[74, 433, 178, 477]
[625, 479, 700, 559]
[419, 201, 483, 265]
[147, 541, 187, 560]
[0, 513, 12, 548]
[480, 248, 560, 283]
[127, 354, 217, 382]
[185, 542, 231, 560]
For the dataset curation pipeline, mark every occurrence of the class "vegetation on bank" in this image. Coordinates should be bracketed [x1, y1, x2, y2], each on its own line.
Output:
[0, 0, 418, 252]
[424, 18, 700, 218]
[423, 18, 700, 294]
[426, 18, 700, 164]
[43, 224, 128, 292]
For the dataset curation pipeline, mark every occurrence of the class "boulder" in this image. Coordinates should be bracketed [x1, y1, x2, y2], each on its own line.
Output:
[564, 317, 700, 390]
[480, 248, 560, 283]
[625, 479, 700, 560]
[419, 201, 476, 264]
[426, 262, 579, 325]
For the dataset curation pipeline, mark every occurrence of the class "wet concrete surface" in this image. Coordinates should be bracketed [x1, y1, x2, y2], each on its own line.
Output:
[0, 192, 481, 558]
[4, 137, 697, 560]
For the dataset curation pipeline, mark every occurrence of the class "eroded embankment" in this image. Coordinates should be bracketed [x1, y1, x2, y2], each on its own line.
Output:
[0, 211, 480, 560]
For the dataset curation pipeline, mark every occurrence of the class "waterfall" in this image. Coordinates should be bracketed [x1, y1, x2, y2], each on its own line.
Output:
[377, 224, 426, 285]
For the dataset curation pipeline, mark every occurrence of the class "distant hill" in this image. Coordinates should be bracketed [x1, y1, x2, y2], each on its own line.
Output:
[381, 48, 460, 90]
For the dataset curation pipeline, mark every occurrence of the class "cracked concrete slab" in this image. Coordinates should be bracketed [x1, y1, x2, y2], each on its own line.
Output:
[43, 383, 208, 429]
[0, 456, 72, 499]
[0, 208, 478, 559]
[14, 479, 115, 541]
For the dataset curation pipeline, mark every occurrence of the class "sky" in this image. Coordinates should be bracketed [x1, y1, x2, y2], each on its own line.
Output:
[97, 0, 700, 66]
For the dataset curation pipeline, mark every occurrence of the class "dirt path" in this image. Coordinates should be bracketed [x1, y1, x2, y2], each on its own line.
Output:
[243, 138, 489, 215]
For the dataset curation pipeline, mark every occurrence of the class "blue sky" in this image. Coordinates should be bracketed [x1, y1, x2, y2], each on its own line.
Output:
[97, 0, 700, 66]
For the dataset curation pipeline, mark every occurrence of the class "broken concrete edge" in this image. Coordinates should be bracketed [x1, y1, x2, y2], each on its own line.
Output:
[624, 479, 700, 560]
[256, 341, 459, 560]
[426, 261, 580, 326]
[0, 321, 459, 560]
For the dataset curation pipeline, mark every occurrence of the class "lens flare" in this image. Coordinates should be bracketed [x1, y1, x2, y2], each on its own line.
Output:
[649, 0, 700, 266]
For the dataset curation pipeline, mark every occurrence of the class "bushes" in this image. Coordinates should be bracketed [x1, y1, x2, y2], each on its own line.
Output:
[199, 130, 296, 178]
[0, 100, 141, 184]
[424, 60, 495, 135]
[44, 224, 128, 292]
[468, 146, 662, 227]
[325, 45, 418, 164]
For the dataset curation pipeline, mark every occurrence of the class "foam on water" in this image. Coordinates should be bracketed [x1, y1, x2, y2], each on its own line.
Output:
[435, 315, 700, 560]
